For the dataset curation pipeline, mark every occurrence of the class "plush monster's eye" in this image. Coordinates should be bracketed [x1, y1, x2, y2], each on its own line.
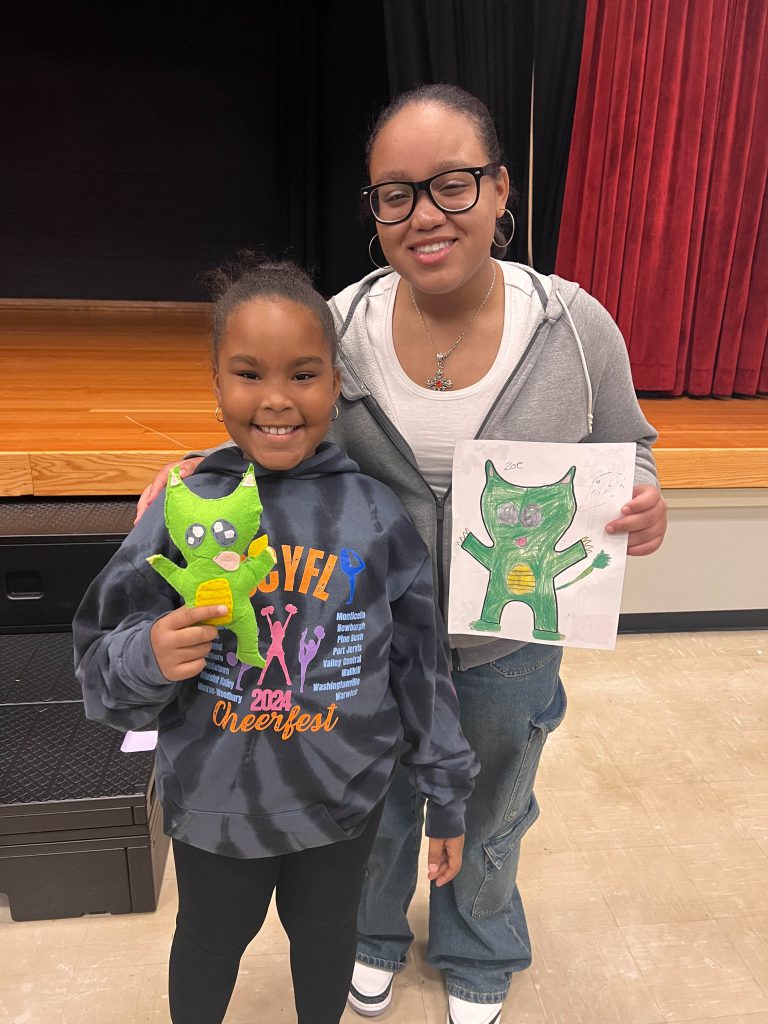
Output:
[185, 523, 206, 548]
[521, 504, 542, 528]
[497, 503, 520, 525]
[212, 519, 238, 547]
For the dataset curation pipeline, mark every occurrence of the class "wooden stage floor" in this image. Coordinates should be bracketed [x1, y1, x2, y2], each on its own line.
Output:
[1, 300, 766, 498]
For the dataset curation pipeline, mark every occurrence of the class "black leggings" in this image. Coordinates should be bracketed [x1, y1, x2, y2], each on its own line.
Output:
[169, 806, 382, 1024]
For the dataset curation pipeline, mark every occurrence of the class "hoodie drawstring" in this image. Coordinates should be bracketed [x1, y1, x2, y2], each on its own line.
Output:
[555, 287, 594, 435]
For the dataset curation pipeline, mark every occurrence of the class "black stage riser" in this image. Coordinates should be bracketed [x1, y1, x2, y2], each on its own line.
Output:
[1, 498, 134, 632]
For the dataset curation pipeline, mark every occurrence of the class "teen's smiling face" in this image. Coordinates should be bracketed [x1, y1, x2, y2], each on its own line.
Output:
[213, 298, 340, 471]
[368, 102, 509, 297]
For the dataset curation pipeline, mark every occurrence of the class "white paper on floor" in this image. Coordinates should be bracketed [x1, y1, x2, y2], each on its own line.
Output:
[120, 729, 159, 752]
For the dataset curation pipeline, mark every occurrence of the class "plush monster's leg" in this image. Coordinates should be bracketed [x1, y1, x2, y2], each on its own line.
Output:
[230, 607, 265, 669]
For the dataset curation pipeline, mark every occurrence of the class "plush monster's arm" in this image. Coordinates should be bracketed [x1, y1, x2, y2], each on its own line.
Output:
[553, 538, 588, 575]
[240, 547, 277, 589]
[147, 554, 183, 590]
[461, 532, 494, 569]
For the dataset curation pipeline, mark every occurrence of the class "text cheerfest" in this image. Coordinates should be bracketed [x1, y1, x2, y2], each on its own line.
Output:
[212, 700, 339, 740]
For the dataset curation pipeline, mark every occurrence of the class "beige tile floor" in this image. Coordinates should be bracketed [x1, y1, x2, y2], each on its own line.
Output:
[2, 631, 767, 1024]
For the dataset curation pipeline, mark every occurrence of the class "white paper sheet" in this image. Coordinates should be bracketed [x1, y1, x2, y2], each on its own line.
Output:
[448, 440, 635, 649]
[120, 729, 158, 753]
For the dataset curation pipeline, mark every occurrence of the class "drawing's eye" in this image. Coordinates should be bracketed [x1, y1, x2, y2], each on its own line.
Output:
[185, 523, 206, 548]
[212, 518, 238, 547]
[521, 504, 542, 528]
[497, 503, 519, 525]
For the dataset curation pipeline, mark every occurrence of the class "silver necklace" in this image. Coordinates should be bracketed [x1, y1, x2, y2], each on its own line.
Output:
[410, 261, 497, 391]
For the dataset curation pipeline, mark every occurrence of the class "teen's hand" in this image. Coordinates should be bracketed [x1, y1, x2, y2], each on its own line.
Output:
[605, 484, 667, 556]
[150, 604, 225, 681]
[135, 457, 205, 524]
[427, 836, 465, 886]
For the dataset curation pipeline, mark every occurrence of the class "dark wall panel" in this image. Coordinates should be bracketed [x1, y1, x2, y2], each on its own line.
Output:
[0, 5, 389, 300]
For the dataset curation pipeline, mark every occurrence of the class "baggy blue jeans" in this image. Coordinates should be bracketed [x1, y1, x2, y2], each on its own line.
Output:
[356, 643, 566, 1003]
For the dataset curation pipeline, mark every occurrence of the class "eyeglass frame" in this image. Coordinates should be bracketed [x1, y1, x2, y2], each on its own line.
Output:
[361, 162, 501, 225]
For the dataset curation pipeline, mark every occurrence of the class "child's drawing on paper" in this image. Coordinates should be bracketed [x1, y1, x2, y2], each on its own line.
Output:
[449, 440, 635, 650]
[460, 462, 609, 641]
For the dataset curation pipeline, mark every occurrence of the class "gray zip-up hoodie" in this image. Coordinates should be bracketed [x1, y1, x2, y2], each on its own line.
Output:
[326, 264, 660, 670]
[74, 443, 477, 858]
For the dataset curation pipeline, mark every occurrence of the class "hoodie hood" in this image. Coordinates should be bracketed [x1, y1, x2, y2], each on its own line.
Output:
[197, 441, 360, 482]
[328, 263, 584, 410]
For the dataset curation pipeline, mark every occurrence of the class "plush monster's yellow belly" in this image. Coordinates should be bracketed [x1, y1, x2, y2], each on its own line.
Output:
[196, 578, 233, 624]
[506, 563, 536, 595]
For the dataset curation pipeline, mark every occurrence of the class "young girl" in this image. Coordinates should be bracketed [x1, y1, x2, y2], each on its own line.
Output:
[73, 259, 478, 1024]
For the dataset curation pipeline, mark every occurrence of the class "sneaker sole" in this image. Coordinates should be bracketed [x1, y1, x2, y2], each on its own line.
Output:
[347, 978, 394, 1017]
[448, 1011, 501, 1024]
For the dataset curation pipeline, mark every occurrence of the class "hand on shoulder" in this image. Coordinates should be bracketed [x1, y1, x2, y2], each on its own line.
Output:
[135, 457, 205, 524]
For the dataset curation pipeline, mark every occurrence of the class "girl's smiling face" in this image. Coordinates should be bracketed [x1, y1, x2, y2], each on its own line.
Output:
[368, 102, 509, 298]
[213, 298, 340, 471]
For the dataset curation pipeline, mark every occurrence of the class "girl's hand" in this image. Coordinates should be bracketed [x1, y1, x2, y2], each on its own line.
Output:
[605, 484, 667, 556]
[150, 604, 225, 681]
[427, 835, 465, 886]
[135, 457, 205, 524]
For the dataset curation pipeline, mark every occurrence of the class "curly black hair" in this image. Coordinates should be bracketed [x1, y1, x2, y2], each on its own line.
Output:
[205, 252, 337, 365]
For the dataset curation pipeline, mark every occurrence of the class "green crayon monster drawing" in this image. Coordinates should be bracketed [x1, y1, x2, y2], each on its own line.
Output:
[147, 465, 277, 667]
[460, 461, 610, 641]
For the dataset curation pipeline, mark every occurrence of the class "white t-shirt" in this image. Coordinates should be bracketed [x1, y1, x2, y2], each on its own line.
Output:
[364, 261, 551, 493]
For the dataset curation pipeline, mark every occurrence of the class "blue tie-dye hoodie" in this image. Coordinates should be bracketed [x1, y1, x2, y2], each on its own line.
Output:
[74, 442, 477, 858]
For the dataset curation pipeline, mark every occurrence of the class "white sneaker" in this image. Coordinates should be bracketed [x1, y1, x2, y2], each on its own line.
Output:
[446, 994, 503, 1024]
[347, 962, 394, 1017]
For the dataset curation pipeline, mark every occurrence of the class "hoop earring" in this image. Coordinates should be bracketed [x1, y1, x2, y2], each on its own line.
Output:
[332, 404, 339, 421]
[368, 234, 387, 270]
[494, 209, 516, 251]
[214, 405, 224, 423]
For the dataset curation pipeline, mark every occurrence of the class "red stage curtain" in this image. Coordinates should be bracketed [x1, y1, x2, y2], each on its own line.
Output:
[556, 0, 768, 396]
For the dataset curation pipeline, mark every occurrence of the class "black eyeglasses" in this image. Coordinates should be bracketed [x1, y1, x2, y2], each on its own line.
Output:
[361, 163, 500, 224]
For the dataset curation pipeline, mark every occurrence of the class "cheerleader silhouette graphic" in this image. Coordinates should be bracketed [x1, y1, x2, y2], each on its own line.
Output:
[339, 548, 365, 605]
[256, 604, 298, 687]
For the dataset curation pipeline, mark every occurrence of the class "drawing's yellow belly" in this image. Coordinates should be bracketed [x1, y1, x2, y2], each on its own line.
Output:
[196, 578, 233, 624]
[506, 563, 536, 595]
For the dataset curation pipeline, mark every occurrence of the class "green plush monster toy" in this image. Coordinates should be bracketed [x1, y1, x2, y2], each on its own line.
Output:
[147, 465, 276, 667]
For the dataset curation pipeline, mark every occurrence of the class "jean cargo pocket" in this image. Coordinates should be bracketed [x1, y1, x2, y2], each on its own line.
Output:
[503, 676, 567, 823]
[472, 795, 540, 918]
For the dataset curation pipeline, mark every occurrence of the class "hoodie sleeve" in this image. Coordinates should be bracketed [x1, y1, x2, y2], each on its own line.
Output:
[571, 289, 660, 489]
[73, 499, 184, 732]
[384, 509, 479, 837]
